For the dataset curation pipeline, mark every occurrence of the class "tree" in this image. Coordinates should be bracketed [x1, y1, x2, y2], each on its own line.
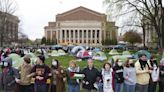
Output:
[0, 0, 17, 47]
[104, 0, 164, 48]
[123, 31, 142, 45]
[41, 37, 46, 44]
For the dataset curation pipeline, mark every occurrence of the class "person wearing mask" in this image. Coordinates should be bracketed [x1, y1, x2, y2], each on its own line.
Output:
[123, 59, 136, 92]
[159, 58, 164, 92]
[0, 57, 19, 92]
[67, 60, 81, 92]
[113, 59, 124, 92]
[135, 54, 151, 92]
[29, 55, 51, 92]
[50, 59, 66, 92]
[82, 59, 100, 92]
[148, 56, 159, 92]
[101, 62, 114, 92]
[17, 56, 33, 92]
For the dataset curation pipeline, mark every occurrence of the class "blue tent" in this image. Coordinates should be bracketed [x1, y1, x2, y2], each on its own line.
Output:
[134, 50, 151, 59]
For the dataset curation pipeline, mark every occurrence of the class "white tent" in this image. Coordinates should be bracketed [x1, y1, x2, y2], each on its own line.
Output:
[58, 49, 66, 56]
[71, 46, 85, 55]
[108, 49, 119, 55]
[92, 52, 107, 61]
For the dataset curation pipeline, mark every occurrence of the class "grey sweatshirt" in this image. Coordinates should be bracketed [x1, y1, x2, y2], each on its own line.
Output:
[123, 67, 136, 85]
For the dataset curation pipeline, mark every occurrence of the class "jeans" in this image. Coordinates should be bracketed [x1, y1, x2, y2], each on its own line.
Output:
[19, 85, 32, 92]
[124, 83, 135, 92]
[34, 84, 47, 92]
[159, 81, 164, 92]
[115, 83, 123, 92]
[51, 84, 56, 92]
[68, 84, 80, 92]
[135, 83, 148, 92]
[148, 82, 157, 92]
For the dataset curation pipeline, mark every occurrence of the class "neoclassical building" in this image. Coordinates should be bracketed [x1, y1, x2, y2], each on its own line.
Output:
[44, 6, 118, 46]
[0, 12, 19, 46]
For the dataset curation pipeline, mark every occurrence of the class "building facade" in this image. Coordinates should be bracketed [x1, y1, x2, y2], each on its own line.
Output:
[44, 6, 117, 46]
[0, 12, 19, 46]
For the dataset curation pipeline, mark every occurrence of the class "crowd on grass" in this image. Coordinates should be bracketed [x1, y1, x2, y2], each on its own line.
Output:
[0, 48, 164, 92]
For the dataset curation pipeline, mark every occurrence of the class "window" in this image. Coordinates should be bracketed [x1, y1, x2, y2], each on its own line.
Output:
[62, 30, 65, 38]
[84, 30, 86, 38]
[97, 30, 99, 38]
[93, 30, 95, 38]
[88, 30, 91, 38]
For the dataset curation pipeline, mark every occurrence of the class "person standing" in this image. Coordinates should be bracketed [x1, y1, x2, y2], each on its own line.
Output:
[101, 62, 114, 92]
[0, 57, 19, 92]
[82, 59, 100, 92]
[50, 59, 66, 92]
[113, 59, 124, 92]
[29, 55, 51, 92]
[135, 54, 151, 92]
[159, 58, 164, 92]
[17, 56, 33, 92]
[123, 60, 136, 92]
[148, 56, 159, 92]
[67, 60, 80, 92]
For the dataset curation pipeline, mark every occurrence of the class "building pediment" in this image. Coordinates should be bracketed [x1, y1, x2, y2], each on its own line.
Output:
[56, 6, 106, 21]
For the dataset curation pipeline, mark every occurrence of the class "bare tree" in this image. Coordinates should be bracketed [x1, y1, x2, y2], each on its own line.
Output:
[0, 0, 17, 47]
[104, 0, 164, 48]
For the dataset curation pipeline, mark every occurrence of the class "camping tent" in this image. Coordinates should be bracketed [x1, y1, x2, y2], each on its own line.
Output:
[109, 49, 119, 55]
[76, 50, 91, 59]
[58, 49, 66, 56]
[122, 51, 132, 58]
[50, 50, 59, 56]
[71, 46, 85, 55]
[112, 55, 128, 62]
[9, 53, 23, 69]
[134, 50, 151, 59]
[92, 52, 107, 61]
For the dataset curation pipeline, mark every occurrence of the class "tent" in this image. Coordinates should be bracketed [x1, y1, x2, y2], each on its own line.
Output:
[112, 55, 128, 62]
[93, 48, 101, 52]
[76, 50, 91, 59]
[134, 50, 151, 59]
[108, 49, 119, 55]
[52, 45, 63, 50]
[58, 49, 66, 56]
[9, 53, 23, 69]
[92, 52, 107, 61]
[71, 46, 85, 55]
[50, 50, 59, 56]
[122, 51, 132, 58]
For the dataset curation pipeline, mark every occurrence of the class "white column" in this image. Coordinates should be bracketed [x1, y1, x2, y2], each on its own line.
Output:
[51, 29, 53, 41]
[78, 30, 80, 43]
[69, 30, 71, 43]
[95, 30, 97, 44]
[99, 30, 102, 45]
[82, 30, 84, 44]
[45, 30, 47, 40]
[64, 30, 67, 43]
[73, 30, 76, 43]
[90, 30, 93, 44]
[86, 30, 88, 45]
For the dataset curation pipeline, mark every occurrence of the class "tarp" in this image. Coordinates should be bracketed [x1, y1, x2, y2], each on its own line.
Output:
[92, 52, 107, 61]
[134, 50, 151, 59]
[109, 49, 119, 55]
[71, 46, 85, 55]
[76, 50, 90, 59]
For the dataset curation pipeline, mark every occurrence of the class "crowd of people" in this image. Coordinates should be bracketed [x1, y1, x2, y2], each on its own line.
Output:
[0, 48, 164, 92]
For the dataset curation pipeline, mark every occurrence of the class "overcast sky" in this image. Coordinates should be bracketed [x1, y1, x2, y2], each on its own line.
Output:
[15, 0, 105, 40]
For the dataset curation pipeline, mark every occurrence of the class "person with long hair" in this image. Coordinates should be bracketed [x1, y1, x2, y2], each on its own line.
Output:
[148, 55, 159, 92]
[113, 59, 124, 92]
[159, 58, 164, 92]
[66, 60, 80, 92]
[101, 62, 114, 92]
[123, 59, 136, 92]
